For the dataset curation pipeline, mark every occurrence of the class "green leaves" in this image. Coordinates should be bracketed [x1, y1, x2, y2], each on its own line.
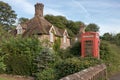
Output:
[18, 17, 29, 24]
[102, 33, 120, 46]
[55, 57, 102, 79]
[1, 36, 42, 75]
[44, 14, 84, 37]
[85, 23, 99, 32]
[0, 1, 17, 30]
[0, 56, 6, 72]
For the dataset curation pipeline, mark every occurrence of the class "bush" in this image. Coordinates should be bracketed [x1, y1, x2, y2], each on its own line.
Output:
[34, 48, 60, 80]
[1, 37, 42, 75]
[0, 56, 6, 73]
[100, 41, 111, 61]
[53, 38, 61, 52]
[34, 48, 56, 72]
[36, 68, 56, 80]
[57, 49, 73, 59]
[56, 41, 81, 59]
[4, 54, 32, 75]
[69, 41, 81, 56]
[55, 57, 101, 79]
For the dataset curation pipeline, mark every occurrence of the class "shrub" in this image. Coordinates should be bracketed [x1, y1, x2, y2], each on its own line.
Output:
[100, 41, 111, 61]
[53, 38, 61, 52]
[56, 41, 81, 59]
[4, 54, 32, 75]
[69, 41, 81, 56]
[36, 68, 56, 80]
[57, 49, 73, 59]
[55, 57, 101, 79]
[34, 48, 56, 73]
[0, 56, 6, 73]
[1, 37, 42, 75]
[34, 48, 60, 79]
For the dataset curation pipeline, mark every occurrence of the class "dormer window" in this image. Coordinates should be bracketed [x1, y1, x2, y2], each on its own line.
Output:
[16, 24, 23, 34]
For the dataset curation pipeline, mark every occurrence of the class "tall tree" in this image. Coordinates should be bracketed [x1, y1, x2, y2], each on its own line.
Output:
[18, 17, 29, 24]
[0, 1, 17, 30]
[115, 33, 120, 46]
[45, 14, 84, 37]
[85, 23, 99, 32]
[44, 14, 68, 29]
[102, 33, 112, 41]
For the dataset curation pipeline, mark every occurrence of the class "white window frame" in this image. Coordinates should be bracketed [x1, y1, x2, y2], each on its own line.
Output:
[49, 25, 56, 42]
[50, 32, 54, 42]
[63, 35, 67, 43]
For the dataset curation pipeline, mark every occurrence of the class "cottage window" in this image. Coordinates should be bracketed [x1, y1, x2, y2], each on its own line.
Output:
[50, 32, 54, 42]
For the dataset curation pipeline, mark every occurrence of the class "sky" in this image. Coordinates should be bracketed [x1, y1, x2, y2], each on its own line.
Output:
[1, 0, 120, 35]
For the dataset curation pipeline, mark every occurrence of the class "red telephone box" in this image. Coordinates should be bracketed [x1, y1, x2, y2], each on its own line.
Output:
[81, 32, 100, 59]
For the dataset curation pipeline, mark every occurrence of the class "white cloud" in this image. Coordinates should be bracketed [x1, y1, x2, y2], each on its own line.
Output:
[3, 0, 66, 17]
[99, 23, 120, 35]
[44, 8, 65, 16]
[4, 0, 34, 15]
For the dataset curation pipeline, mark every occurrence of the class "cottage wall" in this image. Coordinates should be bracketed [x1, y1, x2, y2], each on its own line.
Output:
[38, 35, 50, 41]
[60, 38, 70, 49]
[38, 34, 70, 49]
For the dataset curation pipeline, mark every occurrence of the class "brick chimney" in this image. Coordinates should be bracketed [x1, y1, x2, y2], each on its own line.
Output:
[35, 3, 44, 17]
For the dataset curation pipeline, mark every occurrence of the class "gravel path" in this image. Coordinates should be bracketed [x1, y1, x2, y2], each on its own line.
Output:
[0, 74, 34, 80]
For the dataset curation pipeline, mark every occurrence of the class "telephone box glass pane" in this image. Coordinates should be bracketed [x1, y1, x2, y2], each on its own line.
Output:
[84, 40, 93, 56]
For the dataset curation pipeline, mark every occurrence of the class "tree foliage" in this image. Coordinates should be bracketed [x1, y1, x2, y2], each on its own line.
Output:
[102, 32, 120, 46]
[0, 1, 17, 30]
[45, 15, 67, 29]
[115, 33, 120, 46]
[85, 23, 99, 32]
[102, 33, 114, 42]
[18, 17, 29, 24]
[44, 14, 84, 37]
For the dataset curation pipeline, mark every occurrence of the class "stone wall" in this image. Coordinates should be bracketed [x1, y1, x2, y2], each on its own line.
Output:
[60, 64, 108, 80]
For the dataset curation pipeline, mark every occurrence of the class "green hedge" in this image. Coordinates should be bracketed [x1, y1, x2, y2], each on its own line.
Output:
[55, 57, 102, 79]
